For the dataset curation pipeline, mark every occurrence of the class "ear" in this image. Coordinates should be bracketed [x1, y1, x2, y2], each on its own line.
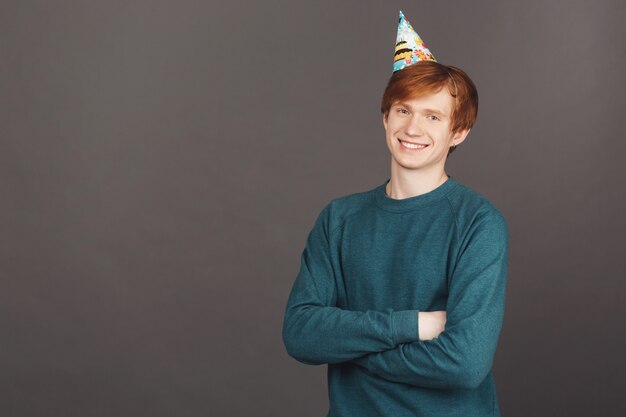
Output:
[452, 128, 471, 146]
[383, 113, 388, 130]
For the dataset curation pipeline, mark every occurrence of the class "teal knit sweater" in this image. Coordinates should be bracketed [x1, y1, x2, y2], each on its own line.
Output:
[282, 176, 509, 417]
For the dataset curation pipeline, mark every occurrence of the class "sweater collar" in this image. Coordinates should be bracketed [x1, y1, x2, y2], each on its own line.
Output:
[372, 175, 459, 212]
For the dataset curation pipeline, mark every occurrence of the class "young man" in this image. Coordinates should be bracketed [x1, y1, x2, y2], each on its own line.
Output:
[282, 11, 509, 417]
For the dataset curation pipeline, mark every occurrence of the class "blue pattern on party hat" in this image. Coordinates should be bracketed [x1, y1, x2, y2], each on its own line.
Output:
[393, 10, 436, 72]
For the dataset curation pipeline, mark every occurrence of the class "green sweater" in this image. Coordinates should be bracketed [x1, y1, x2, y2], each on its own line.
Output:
[282, 176, 509, 417]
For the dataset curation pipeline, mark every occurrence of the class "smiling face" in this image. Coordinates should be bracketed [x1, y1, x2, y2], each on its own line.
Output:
[384, 87, 470, 176]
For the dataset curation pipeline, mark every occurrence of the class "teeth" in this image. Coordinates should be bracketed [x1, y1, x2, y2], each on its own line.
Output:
[400, 140, 427, 149]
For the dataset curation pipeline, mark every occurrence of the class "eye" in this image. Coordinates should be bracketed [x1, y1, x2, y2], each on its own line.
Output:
[397, 108, 410, 115]
[427, 115, 440, 121]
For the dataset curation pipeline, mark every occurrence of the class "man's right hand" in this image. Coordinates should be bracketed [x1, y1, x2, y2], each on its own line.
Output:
[418, 310, 447, 341]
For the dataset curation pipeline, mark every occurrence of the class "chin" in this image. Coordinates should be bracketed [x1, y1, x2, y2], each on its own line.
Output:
[391, 158, 422, 171]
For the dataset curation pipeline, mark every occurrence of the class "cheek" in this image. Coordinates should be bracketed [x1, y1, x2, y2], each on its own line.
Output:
[386, 119, 404, 133]
[432, 126, 451, 139]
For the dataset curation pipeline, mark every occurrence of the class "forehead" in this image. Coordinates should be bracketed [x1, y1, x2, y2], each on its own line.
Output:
[393, 88, 454, 114]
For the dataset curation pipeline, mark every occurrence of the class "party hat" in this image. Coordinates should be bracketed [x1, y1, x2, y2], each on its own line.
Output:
[393, 10, 436, 72]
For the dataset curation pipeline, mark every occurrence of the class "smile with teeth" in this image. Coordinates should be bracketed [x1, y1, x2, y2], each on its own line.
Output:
[399, 139, 429, 150]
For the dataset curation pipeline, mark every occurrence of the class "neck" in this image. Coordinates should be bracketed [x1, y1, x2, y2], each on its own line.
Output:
[386, 168, 450, 200]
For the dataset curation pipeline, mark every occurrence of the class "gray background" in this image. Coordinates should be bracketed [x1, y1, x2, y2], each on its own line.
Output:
[1, 0, 625, 416]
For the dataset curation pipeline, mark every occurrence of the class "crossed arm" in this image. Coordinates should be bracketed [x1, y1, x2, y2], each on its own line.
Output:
[282, 205, 509, 390]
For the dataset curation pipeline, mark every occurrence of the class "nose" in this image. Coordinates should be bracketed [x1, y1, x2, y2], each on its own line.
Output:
[404, 115, 425, 137]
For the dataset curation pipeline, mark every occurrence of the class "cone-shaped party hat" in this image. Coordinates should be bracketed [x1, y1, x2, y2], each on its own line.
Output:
[393, 10, 436, 72]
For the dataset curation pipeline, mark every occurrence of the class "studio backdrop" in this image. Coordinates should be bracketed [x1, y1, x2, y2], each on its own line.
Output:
[1, 1, 625, 416]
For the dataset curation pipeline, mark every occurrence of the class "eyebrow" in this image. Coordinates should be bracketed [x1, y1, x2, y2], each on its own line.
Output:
[395, 102, 447, 116]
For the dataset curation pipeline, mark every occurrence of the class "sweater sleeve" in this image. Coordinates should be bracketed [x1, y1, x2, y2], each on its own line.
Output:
[282, 203, 420, 365]
[351, 212, 509, 389]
